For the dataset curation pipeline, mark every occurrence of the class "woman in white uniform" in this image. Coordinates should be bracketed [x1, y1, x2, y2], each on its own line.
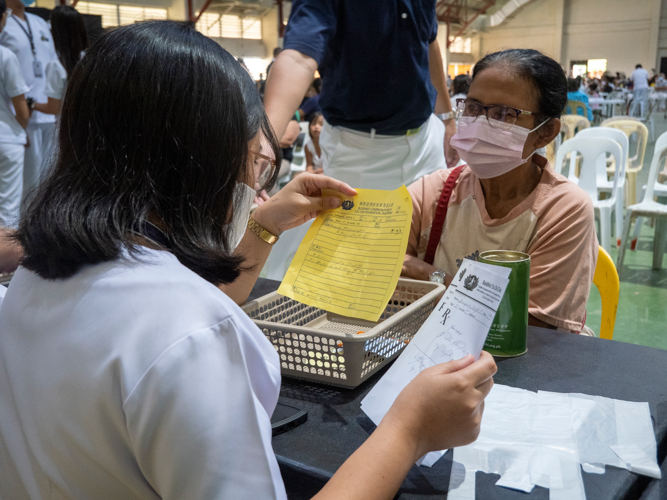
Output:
[34, 5, 88, 116]
[0, 21, 496, 500]
[0, 0, 58, 195]
[0, 0, 30, 228]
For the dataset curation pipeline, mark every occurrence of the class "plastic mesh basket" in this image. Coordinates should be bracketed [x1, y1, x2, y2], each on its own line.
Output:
[243, 279, 445, 388]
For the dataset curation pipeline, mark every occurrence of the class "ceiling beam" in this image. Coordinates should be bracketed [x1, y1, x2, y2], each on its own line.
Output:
[193, 0, 214, 22]
[448, 0, 495, 45]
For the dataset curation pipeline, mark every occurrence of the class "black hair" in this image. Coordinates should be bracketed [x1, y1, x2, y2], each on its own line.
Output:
[472, 49, 567, 125]
[309, 111, 323, 131]
[588, 81, 598, 92]
[636, 64, 643, 69]
[50, 6, 89, 76]
[0, 0, 6, 17]
[453, 74, 471, 95]
[312, 77, 322, 94]
[15, 21, 280, 284]
[567, 77, 579, 92]
[273, 47, 282, 57]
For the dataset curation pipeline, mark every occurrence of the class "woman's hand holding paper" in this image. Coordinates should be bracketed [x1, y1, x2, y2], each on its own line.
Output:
[381, 351, 497, 458]
[253, 173, 357, 236]
[314, 352, 496, 500]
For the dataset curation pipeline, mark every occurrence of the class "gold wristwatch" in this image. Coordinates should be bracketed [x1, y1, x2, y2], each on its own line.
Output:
[247, 217, 279, 245]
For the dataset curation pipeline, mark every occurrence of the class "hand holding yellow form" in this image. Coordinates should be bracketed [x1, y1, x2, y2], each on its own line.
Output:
[278, 186, 413, 322]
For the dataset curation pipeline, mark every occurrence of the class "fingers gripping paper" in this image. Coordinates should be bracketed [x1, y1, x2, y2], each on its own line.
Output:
[278, 186, 413, 322]
[361, 259, 510, 429]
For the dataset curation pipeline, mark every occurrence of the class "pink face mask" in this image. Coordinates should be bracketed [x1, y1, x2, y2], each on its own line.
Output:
[450, 116, 546, 179]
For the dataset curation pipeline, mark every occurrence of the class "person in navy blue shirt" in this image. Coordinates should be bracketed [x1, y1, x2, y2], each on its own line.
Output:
[264, 0, 458, 190]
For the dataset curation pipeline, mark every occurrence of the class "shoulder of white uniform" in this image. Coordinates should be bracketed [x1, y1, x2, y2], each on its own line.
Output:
[26, 12, 49, 27]
[117, 250, 239, 319]
[46, 58, 65, 73]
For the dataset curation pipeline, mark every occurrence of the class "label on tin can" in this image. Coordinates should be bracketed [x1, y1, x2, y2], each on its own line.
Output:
[479, 251, 530, 357]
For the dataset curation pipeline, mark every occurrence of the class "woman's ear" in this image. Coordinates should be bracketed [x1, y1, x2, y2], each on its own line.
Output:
[534, 117, 560, 148]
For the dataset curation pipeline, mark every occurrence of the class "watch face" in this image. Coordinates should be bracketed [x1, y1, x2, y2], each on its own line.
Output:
[429, 270, 445, 284]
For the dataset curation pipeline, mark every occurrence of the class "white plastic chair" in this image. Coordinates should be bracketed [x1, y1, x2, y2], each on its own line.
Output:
[287, 132, 310, 179]
[575, 127, 629, 246]
[617, 131, 667, 272]
[292, 132, 308, 157]
[554, 137, 623, 252]
[629, 158, 667, 249]
[298, 121, 309, 136]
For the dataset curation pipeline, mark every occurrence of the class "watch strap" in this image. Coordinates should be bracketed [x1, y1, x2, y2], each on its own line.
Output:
[247, 217, 279, 245]
[438, 111, 456, 121]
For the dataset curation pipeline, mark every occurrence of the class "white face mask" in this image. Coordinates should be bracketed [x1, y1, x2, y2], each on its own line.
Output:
[224, 182, 255, 253]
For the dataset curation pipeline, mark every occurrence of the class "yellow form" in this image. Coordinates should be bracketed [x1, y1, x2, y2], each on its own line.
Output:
[278, 186, 413, 322]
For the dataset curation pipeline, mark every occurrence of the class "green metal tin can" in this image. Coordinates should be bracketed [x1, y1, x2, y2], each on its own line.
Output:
[479, 250, 530, 357]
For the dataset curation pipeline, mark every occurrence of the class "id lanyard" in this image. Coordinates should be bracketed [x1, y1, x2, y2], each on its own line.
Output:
[11, 15, 43, 78]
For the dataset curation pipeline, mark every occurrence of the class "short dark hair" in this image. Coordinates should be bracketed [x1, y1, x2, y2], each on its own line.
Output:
[472, 49, 567, 123]
[50, 6, 89, 76]
[16, 21, 280, 285]
[567, 77, 579, 92]
[0, 0, 6, 17]
[636, 64, 643, 69]
[309, 111, 323, 130]
[453, 74, 471, 96]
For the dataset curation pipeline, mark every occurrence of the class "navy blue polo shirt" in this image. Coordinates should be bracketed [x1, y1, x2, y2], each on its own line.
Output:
[284, 0, 438, 134]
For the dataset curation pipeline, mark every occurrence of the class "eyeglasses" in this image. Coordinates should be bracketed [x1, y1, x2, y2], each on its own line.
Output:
[250, 150, 277, 189]
[456, 98, 535, 131]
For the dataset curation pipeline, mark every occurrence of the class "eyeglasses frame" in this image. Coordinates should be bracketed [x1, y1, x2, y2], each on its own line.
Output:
[250, 150, 277, 190]
[455, 98, 537, 130]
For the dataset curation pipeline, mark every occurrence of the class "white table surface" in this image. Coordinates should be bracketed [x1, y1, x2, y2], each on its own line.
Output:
[588, 97, 626, 105]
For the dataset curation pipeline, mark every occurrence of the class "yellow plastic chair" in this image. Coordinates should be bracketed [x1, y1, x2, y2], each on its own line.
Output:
[601, 118, 649, 206]
[558, 116, 590, 176]
[565, 100, 589, 119]
[592, 246, 619, 340]
[560, 114, 590, 141]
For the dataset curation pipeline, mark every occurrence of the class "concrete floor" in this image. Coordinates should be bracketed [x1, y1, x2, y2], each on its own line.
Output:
[584, 112, 667, 350]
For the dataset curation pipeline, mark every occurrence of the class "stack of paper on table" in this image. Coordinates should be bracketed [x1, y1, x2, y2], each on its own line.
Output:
[357, 257, 660, 500]
[447, 384, 661, 500]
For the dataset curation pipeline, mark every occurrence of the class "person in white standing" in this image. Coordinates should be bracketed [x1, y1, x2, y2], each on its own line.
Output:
[0, 0, 30, 228]
[33, 5, 88, 116]
[630, 63, 650, 118]
[0, 0, 56, 195]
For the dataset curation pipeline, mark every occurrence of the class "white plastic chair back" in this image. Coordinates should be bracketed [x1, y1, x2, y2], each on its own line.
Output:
[576, 127, 629, 184]
[643, 131, 667, 201]
[299, 121, 309, 136]
[555, 137, 622, 201]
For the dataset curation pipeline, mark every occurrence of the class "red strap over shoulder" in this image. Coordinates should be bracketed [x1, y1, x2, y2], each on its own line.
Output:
[424, 165, 465, 265]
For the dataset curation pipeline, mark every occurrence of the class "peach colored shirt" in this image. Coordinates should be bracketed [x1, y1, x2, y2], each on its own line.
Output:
[407, 163, 598, 331]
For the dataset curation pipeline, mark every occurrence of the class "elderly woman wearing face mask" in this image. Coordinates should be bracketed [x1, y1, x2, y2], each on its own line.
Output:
[402, 49, 598, 333]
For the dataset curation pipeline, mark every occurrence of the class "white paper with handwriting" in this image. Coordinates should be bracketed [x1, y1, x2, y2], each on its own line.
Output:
[361, 259, 510, 464]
